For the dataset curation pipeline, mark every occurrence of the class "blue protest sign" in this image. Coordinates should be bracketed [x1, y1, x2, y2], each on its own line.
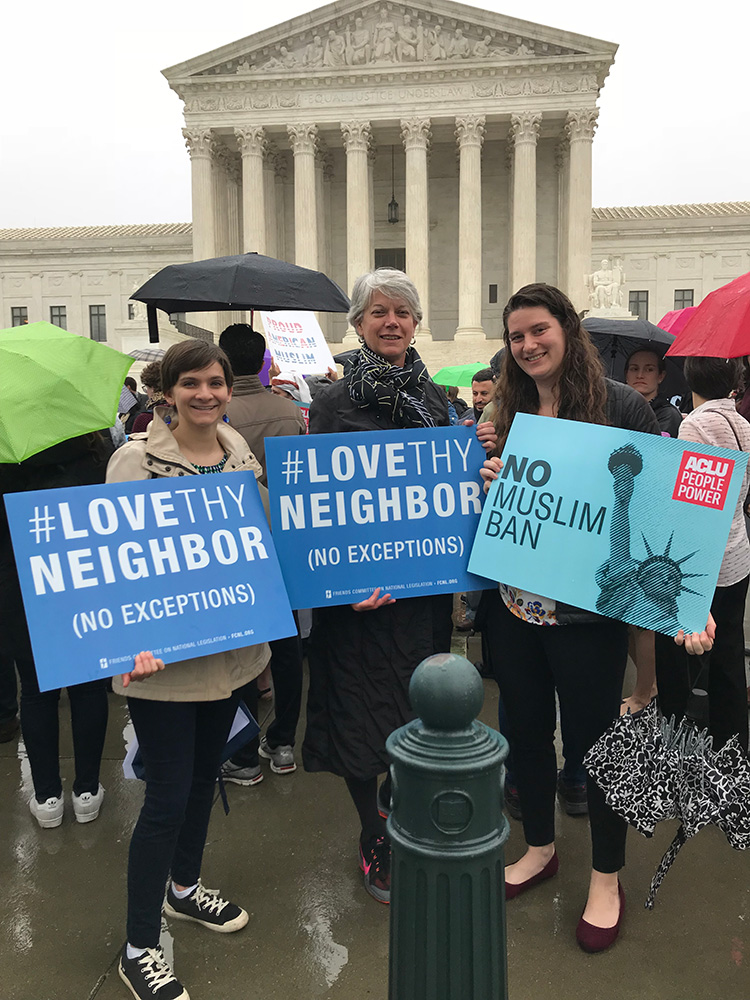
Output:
[468, 414, 748, 635]
[5, 473, 296, 691]
[265, 426, 492, 609]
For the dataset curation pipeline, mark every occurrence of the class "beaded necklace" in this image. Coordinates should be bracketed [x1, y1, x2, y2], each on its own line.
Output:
[193, 452, 229, 475]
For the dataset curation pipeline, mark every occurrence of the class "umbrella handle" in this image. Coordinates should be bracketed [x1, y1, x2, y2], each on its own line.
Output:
[645, 824, 688, 909]
[147, 305, 159, 344]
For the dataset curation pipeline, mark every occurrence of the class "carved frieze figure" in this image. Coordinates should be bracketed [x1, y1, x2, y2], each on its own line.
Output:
[303, 35, 325, 68]
[346, 17, 371, 65]
[513, 40, 534, 56]
[586, 258, 625, 309]
[396, 14, 419, 62]
[323, 29, 347, 67]
[447, 28, 471, 59]
[235, 59, 251, 74]
[372, 6, 397, 62]
[473, 34, 493, 58]
[425, 24, 447, 61]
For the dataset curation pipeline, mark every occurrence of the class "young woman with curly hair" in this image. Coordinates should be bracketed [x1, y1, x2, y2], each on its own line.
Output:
[481, 283, 666, 951]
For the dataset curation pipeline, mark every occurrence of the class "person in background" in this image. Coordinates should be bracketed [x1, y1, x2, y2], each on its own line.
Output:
[0, 433, 113, 827]
[0, 652, 19, 743]
[624, 348, 682, 437]
[217, 323, 307, 786]
[461, 367, 496, 424]
[130, 361, 167, 434]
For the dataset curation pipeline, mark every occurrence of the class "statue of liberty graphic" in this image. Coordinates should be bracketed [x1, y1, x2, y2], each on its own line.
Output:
[595, 445, 704, 633]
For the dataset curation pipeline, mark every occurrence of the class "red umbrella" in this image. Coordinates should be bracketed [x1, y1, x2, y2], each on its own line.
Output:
[666, 271, 750, 358]
[658, 307, 697, 336]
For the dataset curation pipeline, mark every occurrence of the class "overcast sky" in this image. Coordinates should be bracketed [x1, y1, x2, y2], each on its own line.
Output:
[2, 0, 747, 227]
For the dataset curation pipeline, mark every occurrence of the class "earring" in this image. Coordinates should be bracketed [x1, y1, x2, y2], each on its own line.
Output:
[222, 413, 230, 423]
[164, 415, 171, 426]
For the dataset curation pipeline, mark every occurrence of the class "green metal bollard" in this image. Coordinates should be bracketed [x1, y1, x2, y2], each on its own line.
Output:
[387, 653, 509, 1000]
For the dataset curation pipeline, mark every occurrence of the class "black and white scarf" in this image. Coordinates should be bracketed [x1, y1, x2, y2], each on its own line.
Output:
[347, 344, 436, 428]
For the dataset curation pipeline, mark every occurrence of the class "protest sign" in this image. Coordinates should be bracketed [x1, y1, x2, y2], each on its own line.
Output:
[468, 414, 748, 635]
[5, 473, 296, 691]
[259, 310, 336, 374]
[266, 426, 492, 609]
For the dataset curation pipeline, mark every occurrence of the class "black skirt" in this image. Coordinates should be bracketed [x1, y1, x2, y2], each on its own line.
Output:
[302, 593, 453, 780]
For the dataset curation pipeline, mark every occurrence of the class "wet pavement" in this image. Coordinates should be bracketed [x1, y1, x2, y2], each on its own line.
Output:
[3, 652, 750, 1000]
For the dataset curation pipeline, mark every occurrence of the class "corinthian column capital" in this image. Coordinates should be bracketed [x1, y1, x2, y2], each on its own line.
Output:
[182, 128, 213, 159]
[287, 123, 319, 155]
[400, 117, 431, 151]
[340, 120, 372, 153]
[235, 126, 267, 157]
[565, 108, 599, 143]
[455, 114, 485, 149]
[509, 112, 542, 146]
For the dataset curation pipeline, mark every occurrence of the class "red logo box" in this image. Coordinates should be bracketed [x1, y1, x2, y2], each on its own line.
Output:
[672, 451, 735, 510]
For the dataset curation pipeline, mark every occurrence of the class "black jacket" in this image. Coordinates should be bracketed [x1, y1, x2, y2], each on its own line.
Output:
[650, 394, 683, 438]
[309, 375, 450, 433]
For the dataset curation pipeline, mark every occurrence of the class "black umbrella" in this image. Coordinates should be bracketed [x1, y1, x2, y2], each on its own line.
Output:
[583, 316, 688, 404]
[584, 695, 750, 909]
[131, 252, 350, 343]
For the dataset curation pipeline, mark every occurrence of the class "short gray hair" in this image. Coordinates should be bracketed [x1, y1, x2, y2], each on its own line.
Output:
[347, 268, 423, 330]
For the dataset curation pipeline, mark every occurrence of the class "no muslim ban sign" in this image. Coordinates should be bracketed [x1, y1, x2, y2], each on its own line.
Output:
[5, 474, 296, 691]
[265, 426, 492, 609]
[468, 414, 747, 636]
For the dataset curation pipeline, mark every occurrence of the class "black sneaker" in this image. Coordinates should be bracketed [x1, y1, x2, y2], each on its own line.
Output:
[504, 781, 523, 821]
[163, 881, 248, 933]
[358, 834, 391, 904]
[118, 945, 189, 1000]
[556, 771, 588, 816]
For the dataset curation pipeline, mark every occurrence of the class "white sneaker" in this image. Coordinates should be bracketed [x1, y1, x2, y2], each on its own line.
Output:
[72, 784, 105, 824]
[29, 795, 64, 829]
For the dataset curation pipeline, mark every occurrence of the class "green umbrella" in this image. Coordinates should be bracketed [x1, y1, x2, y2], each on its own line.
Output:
[0, 322, 134, 463]
[431, 362, 488, 388]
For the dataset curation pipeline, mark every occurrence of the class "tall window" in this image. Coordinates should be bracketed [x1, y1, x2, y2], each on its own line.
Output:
[374, 247, 406, 272]
[50, 305, 67, 329]
[674, 289, 694, 309]
[629, 290, 649, 321]
[89, 304, 107, 342]
[11, 306, 28, 326]
[127, 303, 135, 320]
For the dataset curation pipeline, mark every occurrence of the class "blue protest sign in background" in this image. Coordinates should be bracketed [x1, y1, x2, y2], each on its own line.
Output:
[468, 414, 748, 636]
[5, 472, 296, 691]
[266, 426, 492, 609]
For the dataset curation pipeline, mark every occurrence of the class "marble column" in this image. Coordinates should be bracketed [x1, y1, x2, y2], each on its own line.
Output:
[211, 140, 231, 259]
[509, 112, 541, 292]
[235, 126, 267, 254]
[401, 117, 431, 337]
[316, 142, 333, 340]
[455, 114, 485, 339]
[182, 128, 215, 262]
[565, 109, 598, 311]
[340, 121, 372, 296]
[555, 137, 570, 291]
[287, 123, 319, 270]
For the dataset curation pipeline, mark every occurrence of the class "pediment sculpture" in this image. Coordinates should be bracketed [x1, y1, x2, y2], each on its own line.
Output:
[230, 5, 578, 76]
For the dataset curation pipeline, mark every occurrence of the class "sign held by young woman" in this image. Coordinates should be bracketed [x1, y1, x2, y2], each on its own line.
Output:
[266, 425, 492, 608]
[5, 473, 296, 691]
[468, 414, 748, 636]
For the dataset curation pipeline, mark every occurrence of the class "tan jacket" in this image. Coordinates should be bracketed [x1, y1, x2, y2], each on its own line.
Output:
[106, 409, 271, 702]
[225, 374, 306, 486]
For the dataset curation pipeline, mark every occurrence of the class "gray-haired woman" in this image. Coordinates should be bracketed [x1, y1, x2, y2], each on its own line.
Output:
[303, 269, 454, 904]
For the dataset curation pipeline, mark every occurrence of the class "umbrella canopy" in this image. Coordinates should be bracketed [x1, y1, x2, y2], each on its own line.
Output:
[131, 253, 350, 343]
[658, 307, 697, 336]
[0, 322, 133, 463]
[585, 697, 750, 908]
[128, 347, 165, 362]
[432, 363, 489, 388]
[582, 316, 688, 403]
[666, 271, 750, 358]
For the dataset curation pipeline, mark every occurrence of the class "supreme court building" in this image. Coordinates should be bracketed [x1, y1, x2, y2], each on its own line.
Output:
[1, 0, 749, 369]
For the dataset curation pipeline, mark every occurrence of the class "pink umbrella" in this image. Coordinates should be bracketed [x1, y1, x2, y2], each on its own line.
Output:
[666, 271, 750, 358]
[658, 307, 697, 337]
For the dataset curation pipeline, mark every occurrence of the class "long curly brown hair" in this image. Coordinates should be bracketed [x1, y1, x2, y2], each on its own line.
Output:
[492, 283, 607, 453]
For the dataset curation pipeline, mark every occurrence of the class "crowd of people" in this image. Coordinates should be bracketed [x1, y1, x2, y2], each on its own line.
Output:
[0, 268, 745, 999]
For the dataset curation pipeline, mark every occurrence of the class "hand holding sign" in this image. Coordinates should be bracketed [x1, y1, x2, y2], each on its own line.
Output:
[352, 587, 396, 612]
[122, 651, 165, 688]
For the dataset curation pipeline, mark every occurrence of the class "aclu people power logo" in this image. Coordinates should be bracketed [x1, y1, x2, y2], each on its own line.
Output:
[672, 452, 735, 510]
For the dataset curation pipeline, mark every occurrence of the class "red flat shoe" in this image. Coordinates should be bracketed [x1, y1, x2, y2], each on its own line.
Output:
[505, 851, 559, 901]
[576, 882, 625, 953]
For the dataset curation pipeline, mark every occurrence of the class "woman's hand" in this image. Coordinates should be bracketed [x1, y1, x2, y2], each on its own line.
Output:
[121, 651, 165, 688]
[326, 367, 339, 382]
[674, 612, 716, 655]
[476, 420, 498, 453]
[268, 359, 281, 380]
[352, 587, 396, 612]
[480, 456, 503, 495]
